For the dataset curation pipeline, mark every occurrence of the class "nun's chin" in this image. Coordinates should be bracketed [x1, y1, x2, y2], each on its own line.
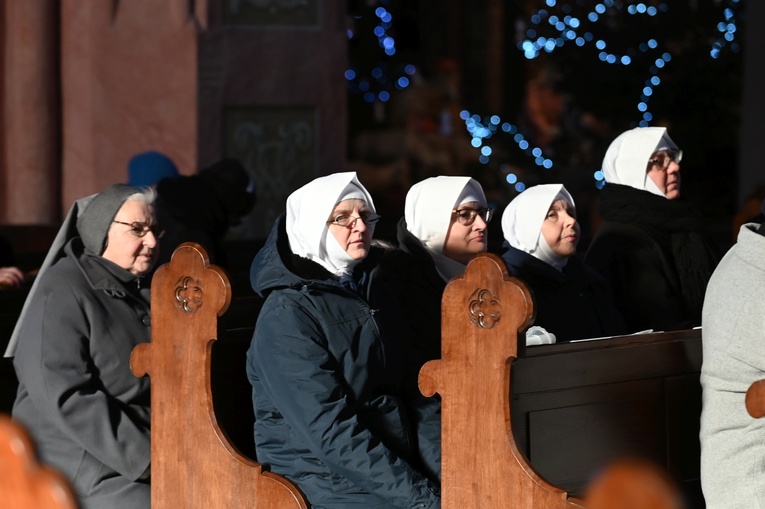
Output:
[346, 242, 370, 260]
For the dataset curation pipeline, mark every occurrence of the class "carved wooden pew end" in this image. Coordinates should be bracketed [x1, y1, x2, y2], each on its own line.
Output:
[140, 245, 694, 509]
[583, 458, 686, 509]
[131, 243, 307, 509]
[421, 253, 584, 508]
[0, 414, 78, 509]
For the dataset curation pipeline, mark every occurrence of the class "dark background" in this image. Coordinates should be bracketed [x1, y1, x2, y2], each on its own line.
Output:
[343, 0, 746, 252]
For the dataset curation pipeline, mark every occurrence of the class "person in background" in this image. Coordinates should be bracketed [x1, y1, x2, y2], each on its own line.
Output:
[10, 184, 159, 509]
[0, 235, 25, 288]
[699, 207, 765, 508]
[127, 150, 180, 188]
[246, 172, 440, 509]
[153, 157, 255, 268]
[501, 184, 627, 343]
[0, 266, 23, 288]
[370, 176, 492, 484]
[386, 175, 492, 364]
[585, 126, 719, 332]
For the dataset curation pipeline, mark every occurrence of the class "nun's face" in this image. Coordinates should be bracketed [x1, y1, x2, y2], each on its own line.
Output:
[646, 149, 681, 199]
[443, 201, 488, 264]
[102, 199, 160, 276]
[327, 199, 375, 260]
[540, 199, 579, 257]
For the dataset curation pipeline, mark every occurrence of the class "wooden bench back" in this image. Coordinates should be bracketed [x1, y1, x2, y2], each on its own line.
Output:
[131, 245, 691, 509]
[419, 253, 584, 508]
[130, 242, 306, 509]
[0, 414, 78, 509]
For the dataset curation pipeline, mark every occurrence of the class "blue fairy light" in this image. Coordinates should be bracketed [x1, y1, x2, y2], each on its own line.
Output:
[710, 2, 741, 59]
[463, 0, 741, 193]
[346, 1, 415, 104]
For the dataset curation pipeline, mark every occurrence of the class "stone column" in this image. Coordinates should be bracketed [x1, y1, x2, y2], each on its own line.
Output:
[1, 0, 59, 223]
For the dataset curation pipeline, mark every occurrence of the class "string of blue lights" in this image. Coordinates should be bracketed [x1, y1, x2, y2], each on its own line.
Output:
[345, 1, 415, 104]
[346, 0, 742, 191]
[463, 0, 741, 191]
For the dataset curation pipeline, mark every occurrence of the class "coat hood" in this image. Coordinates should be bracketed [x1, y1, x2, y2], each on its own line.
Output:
[252, 214, 350, 299]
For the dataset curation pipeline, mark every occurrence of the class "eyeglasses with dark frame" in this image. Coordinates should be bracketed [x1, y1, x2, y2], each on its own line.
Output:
[451, 207, 494, 225]
[648, 149, 683, 171]
[112, 220, 166, 239]
[326, 213, 382, 228]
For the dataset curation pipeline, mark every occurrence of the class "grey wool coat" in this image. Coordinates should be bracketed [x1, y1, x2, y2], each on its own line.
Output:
[12, 238, 152, 509]
[700, 223, 765, 509]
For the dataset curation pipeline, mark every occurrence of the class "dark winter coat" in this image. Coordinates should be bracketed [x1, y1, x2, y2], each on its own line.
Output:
[502, 245, 628, 341]
[585, 183, 720, 332]
[12, 238, 151, 509]
[369, 218, 446, 483]
[383, 218, 447, 365]
[246, 215, 440, 509]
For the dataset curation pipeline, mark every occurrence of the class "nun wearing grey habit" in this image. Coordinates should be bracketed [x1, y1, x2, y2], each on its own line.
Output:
[10, 184, 156, 509]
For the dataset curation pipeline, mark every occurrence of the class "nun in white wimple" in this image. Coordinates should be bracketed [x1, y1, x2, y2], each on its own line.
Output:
[501, 184, 627, 343]
[367, 175, 493, 483]
[601, 126, 682, 200]
[403, 176, 491, 281]
[246, 172, 441, 509]
[379, 176, 493, 368]
[586, 127, 719, 332]
[285, 172, 378, 279]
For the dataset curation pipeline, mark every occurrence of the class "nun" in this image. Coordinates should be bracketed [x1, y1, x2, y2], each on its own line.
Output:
[10, 184, 160, 509]
[389, 175, 493, 363]
[246, 172, 440, 509]
[585, 126, 719, 331]
[501, 184, 627, 342]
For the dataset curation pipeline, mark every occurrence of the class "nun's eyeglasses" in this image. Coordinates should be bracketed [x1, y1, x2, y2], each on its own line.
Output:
[112, 220, 166, 239]
[327, 213, 381, 228]
[648, 150, 683, 171]
[452, 207, 494, 225]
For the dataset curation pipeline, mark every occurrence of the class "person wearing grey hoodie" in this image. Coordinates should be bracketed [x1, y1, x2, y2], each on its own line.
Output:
[699, 210, 765, 508]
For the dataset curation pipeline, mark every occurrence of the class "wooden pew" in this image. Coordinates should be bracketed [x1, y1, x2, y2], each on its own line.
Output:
[421, 253, 585, 508]
[131, 242, 306, 509]
[583, 457, 686, 509]
[142, 245, 702, 508]
[512, 329, 703, 505]
[0, 414, 78, 509]
[419, 252, 700, 507]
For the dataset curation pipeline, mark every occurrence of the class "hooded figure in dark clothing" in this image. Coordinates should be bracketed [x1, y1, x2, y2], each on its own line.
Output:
[585, 127, 720, 332]
[246, 172, 440, 509]
[153, 158, 256, 267]
[10, 184, 159, 509]
[501, 183, 627, 343]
